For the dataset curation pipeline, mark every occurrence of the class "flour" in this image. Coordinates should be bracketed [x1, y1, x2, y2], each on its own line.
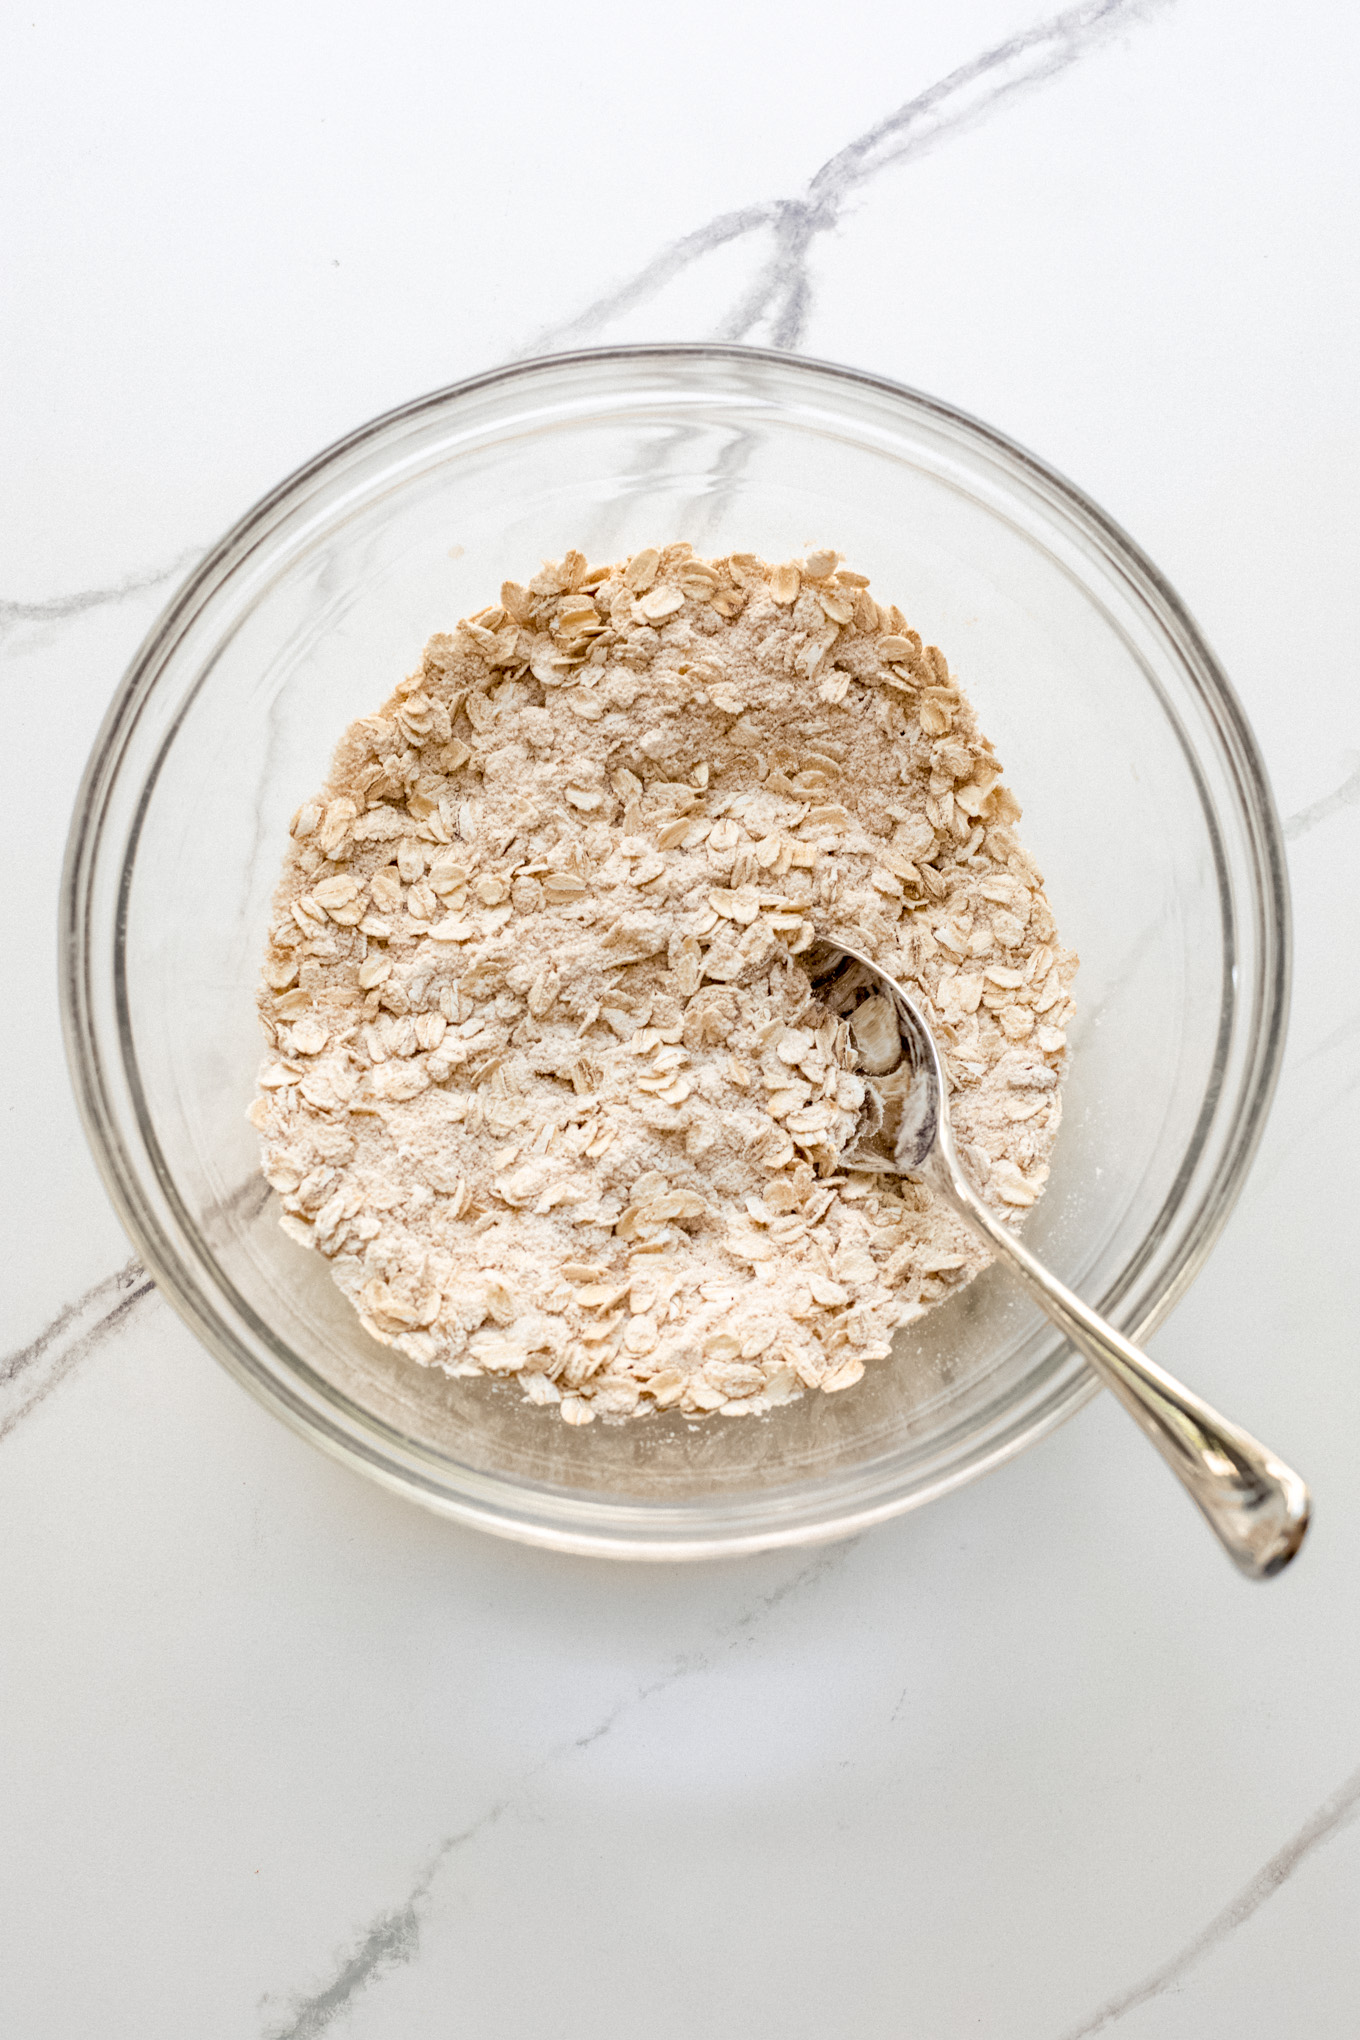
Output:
[248, 545, 1077, 1422]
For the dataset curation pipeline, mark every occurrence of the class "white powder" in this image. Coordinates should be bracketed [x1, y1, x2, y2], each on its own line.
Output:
[249, 545, 1077, 1423]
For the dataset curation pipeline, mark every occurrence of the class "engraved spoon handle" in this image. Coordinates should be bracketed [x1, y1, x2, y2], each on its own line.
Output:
[923, 1138, 1310, 1580]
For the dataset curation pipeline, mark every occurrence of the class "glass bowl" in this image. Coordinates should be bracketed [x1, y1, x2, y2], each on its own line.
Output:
[61, 345, 1289, 1557]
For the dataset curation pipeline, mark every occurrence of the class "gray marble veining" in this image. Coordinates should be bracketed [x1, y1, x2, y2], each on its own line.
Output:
[0, 1258, 154, 1444]
[527, 0, 1174, 357]
[263, 1544, 855, 2040]
[2, 1, 1167, 634]
[1060, 1764, 1360, 2036]
[1285, 753, 1360, 842]
[0, 548, 204, 643]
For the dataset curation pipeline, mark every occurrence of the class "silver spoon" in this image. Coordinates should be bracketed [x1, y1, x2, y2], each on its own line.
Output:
[801, 936, 1310, 1579]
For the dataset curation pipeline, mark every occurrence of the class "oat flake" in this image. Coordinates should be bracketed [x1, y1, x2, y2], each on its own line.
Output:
[249, 546, 1077, 1421]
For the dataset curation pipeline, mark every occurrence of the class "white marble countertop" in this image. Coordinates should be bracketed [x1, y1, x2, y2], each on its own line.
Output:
[5, 2, 1360, 2032]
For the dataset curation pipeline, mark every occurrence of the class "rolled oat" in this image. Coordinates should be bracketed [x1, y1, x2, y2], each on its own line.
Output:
[248, 546, 1077, 1421]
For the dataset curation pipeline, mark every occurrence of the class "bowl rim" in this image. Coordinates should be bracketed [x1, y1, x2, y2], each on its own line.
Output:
[60, 340, 1291, 1557]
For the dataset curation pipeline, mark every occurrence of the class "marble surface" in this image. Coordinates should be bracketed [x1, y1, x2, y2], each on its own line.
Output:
[4, 1, 1360, 2032]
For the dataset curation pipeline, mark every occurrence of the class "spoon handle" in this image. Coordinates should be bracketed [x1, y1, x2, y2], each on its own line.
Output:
[925, 1143, 1310, 1579]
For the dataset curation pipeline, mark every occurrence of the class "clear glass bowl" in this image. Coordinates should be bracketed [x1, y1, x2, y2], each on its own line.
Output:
[61, 345, 1289, 1557]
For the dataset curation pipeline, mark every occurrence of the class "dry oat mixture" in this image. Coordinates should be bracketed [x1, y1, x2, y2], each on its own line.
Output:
[248, 545, 1077, 1423]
